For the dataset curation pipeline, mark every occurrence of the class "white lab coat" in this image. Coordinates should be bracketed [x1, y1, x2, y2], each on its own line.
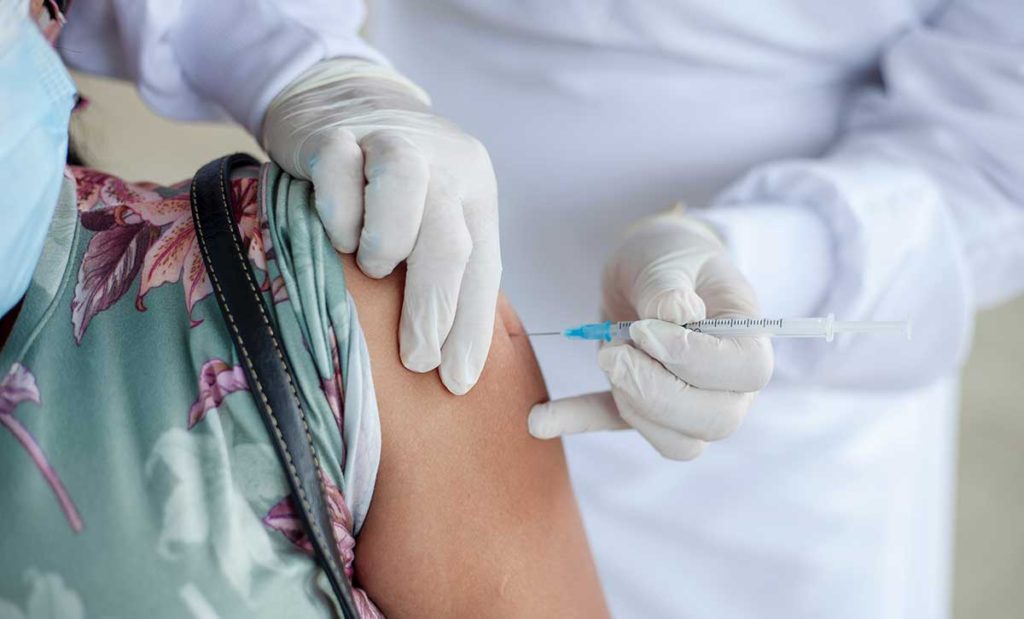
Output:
[61, 1, 1024, 617]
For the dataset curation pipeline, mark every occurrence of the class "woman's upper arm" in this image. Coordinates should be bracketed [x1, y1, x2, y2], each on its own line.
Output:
[342, 257, 608, 618]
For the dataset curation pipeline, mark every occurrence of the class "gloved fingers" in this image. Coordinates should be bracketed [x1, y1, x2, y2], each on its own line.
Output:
[605, 216, 709, 324]
[629, 319, 774, 392]
[694, 253, 762, 320]
[528, 391, 629, 439]
[616, 398, 707, 461]
[438, 195, 502, 395]
[356, 130, 429, 278]
[307, 128, 365, 253]
[598, 344, 754, 441]
[634, 284, 707, 324]
[399, 182, 473, 372]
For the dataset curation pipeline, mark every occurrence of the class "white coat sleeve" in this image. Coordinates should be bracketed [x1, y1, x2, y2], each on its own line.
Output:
[701, 0, 1024, 389]
[59, 0, 386, 135]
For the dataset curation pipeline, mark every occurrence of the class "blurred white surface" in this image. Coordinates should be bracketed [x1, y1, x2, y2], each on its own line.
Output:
[70, 73, 264, 183]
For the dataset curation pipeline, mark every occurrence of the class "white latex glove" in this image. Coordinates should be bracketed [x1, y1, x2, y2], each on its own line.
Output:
[262, 58, 501, 395]
[529, 207, 774, 460]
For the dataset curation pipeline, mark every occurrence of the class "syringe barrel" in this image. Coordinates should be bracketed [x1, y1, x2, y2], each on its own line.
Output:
[608, 321, 633, 341]
[684, 316, 837, 340]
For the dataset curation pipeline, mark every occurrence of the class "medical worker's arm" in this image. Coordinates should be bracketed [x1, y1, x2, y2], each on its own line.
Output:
[702, 0, 1024, 387]
[531, 0, 1024, 451]
[341, 257, 609, 618]
[60, 0, 501, 396]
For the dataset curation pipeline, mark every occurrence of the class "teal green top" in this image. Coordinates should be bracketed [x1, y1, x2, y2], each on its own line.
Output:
[0, 164, 382, 618]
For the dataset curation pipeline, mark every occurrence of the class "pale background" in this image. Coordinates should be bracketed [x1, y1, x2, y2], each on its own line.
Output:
[70, 72, 1024, 618]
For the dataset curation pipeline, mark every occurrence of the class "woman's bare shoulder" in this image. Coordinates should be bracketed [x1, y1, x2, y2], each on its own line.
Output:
[341, 255, 608, 618]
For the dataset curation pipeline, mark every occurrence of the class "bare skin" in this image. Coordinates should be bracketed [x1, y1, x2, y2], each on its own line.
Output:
[342, 256, 609, 618]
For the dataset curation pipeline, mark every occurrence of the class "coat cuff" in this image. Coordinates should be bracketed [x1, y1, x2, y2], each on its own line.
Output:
[171, 5, 388, 136]
[695, 204, 835, 318]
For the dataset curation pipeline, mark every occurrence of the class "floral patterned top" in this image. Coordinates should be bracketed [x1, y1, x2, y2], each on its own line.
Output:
[0, 163, 383, 618]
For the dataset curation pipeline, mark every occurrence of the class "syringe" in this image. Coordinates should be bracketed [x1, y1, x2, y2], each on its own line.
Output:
[527, 314, 911, 343]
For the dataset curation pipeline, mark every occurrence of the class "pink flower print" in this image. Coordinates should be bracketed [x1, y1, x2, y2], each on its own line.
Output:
[69, 168, 267, 341]
[135, 203, 212, 324]
[187, 359, 250, 429]
[262, 497, 311, 552]
[136, 174, 260, 320]
[233, 175, 261, 247]
[263, 473, 382, 618]
[71, 167, 164, 216]
[264, 474, 355, 567]
[248, 226, 268, 274]
[0, 364, 83, 532]
[71, 222, 159, 343]
[271, 276, 289, 304]
[349, 585, 384, 618]
[128, 179, 211, 323]
[321, 328, 345, 433]
[30, 0, 68, 45]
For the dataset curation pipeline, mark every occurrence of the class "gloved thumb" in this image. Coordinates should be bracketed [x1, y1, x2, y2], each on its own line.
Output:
[528, 391, 629, 439]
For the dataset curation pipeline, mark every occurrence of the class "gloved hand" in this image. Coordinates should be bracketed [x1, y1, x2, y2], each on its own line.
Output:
[528, 207, 774, 460]
[262, 58, 501, 395]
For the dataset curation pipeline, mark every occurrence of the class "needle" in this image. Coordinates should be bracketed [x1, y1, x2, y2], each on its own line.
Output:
[526, 331, 561, 336]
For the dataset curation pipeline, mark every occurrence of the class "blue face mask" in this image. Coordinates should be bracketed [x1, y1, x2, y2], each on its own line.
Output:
[0, 8, 77, 317]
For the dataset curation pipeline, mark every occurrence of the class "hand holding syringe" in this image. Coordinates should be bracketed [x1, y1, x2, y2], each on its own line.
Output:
[529, 212, 914, 457]
[528, 314, 912, 342]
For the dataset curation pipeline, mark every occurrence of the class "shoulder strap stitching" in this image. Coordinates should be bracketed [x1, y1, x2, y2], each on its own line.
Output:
[189, 160, 344, 582]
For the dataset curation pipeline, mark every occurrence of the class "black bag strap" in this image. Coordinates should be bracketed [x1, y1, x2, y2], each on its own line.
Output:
[190, 154, 360, 618]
